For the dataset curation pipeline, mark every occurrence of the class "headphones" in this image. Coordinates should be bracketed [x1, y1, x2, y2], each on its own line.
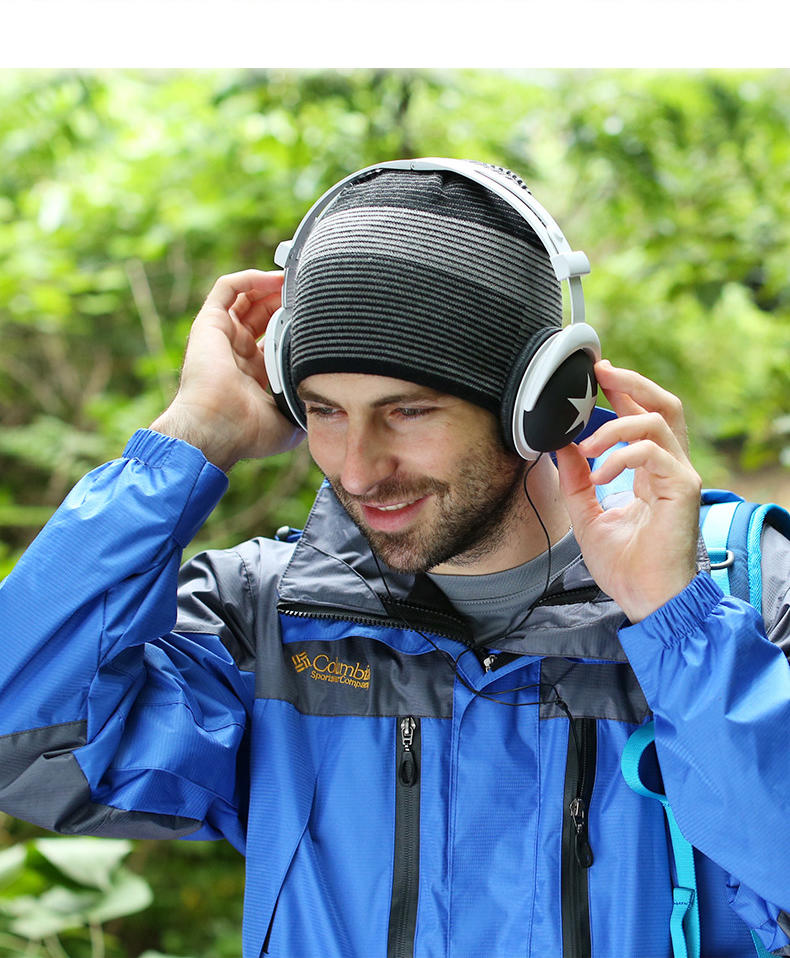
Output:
[263, 157, 601, 460]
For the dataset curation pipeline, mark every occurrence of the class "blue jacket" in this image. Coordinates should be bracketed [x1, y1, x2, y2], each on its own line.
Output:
[1, 427, 790, 958]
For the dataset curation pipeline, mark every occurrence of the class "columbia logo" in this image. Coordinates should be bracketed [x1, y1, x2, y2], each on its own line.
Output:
[291, 652, 312, 673]
[290, 650, 371, 690]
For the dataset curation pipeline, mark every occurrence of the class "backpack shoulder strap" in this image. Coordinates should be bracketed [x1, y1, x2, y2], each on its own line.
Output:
[699, 489, 749, 600]
[700, 489, 790, 610]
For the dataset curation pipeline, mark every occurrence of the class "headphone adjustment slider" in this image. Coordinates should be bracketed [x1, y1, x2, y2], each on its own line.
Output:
[550, 250, 591, 281]
[274, 240, 294, 268]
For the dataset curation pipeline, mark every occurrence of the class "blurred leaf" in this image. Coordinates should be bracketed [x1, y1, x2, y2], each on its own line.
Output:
[0, 846, 26, 887]
[34, 838, 132, 892]
[85, 869, 153, 924]
[2, 885, 95, 938]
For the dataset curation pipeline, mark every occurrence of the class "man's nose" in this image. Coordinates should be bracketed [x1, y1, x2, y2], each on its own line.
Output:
[339, 422, 397, 497]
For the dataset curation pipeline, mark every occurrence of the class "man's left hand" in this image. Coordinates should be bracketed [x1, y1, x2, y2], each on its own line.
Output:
[555, 360, 702, 624]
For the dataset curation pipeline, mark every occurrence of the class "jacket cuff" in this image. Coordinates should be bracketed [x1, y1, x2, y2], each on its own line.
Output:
[619, 573, 724, 650]
[124, 428, 216, 471]
[123, 428, 229, 546]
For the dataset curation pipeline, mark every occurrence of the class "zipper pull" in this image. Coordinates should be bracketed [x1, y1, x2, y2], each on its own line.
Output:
[482, 653, 498, 672]
[569, 797, 594, 868]
[399, 716, 418, 786]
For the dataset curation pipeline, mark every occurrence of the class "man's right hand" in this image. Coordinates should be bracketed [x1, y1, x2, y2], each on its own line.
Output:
[150, 270, 305, 472]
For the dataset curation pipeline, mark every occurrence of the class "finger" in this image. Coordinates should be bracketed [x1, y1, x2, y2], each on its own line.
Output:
[588, 439, 696, 490]
[594, 360, 689, 454]
[203, 270, 284, 313]
[222, 319, 271, 389]
[595, 361, 683, 422]
[598, 386, 645, 420]
[578, 410, 687, 464]
[229, 291, 251, 323]
[555, 443, 604, 528]
[237, 290, 284, 339]
[239, 348, 271, 391]
[228, 318, 261, 361]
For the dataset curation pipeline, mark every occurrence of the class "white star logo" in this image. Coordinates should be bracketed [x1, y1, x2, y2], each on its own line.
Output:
[566, 375, 595, 434]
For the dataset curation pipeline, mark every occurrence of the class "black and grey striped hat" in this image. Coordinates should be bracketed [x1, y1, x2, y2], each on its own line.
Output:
[290, 168, 563, 415]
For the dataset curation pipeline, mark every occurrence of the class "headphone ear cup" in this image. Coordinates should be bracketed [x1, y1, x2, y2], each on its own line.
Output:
[263, 308, 307, 430]
[501, 326, 599, 458]
[520, 350, 597, 454]
[277, 324, 307, 429]
[500, 327, 556, 456]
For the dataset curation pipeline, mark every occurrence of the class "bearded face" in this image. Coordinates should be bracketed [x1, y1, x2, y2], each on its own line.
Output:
[300, 373, 527, 574]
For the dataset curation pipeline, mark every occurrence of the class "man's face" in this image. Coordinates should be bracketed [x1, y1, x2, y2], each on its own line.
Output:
[298, 373, 526, 574]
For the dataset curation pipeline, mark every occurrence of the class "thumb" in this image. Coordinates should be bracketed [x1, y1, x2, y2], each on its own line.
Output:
[555, 443, 603, 530]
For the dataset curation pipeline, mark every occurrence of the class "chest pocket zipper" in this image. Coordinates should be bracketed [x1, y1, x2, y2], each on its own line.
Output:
[387, 715, 421, 958]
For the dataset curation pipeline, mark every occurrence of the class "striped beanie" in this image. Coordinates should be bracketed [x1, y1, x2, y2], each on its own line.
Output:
[290, 167, 563, 415]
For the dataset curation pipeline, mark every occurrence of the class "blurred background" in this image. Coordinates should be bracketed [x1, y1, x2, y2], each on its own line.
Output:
[1, 68, 789, 957]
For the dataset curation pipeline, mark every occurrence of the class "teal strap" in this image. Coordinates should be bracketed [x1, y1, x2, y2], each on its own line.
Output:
[621, 722, 701, 958]
[671, 888, 695, 958]
[745, 502, 790, 611]
[747, 505, 770, 609]
[751, 930, 775, 957]
[701, 500, 739, 595]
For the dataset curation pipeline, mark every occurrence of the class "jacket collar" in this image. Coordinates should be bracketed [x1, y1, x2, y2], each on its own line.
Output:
[277, 481, 631, 662]
[277, 482, 469, 636]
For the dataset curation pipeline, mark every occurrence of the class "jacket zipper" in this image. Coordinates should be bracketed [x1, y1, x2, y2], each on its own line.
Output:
[387, 715, 421, 958]
[561, 717, 597, 958]
[278, 599, 471, 644]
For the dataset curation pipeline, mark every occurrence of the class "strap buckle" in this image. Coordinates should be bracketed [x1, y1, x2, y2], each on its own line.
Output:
[708, 548, 735, 571]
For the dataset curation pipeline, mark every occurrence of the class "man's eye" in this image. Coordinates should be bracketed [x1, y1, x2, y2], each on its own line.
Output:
[305, 405, 337, 418]
[396, 407, 432, 418]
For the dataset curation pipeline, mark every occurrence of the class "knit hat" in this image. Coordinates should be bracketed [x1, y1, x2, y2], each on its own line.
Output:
[290, 167, 563, 415]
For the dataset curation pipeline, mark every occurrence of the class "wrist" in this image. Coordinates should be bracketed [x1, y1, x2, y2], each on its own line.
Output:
[150, 405, 240, 473]
[619, 568, 698, 625]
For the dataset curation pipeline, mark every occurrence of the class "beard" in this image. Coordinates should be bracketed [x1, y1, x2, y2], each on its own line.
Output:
[328, 438, 526, 574]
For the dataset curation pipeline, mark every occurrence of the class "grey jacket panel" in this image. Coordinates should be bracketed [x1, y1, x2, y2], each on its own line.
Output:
[176, 536, 297, 673]
[0, 722, 201, 838]
[256, 634, 455, 718]
[540, 658, 650, 723]
[779, 911, 790, 954]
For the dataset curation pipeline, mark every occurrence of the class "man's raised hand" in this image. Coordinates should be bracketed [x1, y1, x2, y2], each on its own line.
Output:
[151, 271, 305, 472]
[555, 360, 702, 623]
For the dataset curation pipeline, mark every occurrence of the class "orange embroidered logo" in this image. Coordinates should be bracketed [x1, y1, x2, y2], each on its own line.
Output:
[291, 652, 312, 673]
[290, 651, 371, 690]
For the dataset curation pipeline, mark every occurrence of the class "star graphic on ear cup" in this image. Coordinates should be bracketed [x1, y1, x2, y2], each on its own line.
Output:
[566, 375, 596, 434]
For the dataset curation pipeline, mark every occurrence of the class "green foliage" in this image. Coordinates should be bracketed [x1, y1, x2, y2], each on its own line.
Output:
[1, 68, 789, 955]
[0, 837, 183, 957]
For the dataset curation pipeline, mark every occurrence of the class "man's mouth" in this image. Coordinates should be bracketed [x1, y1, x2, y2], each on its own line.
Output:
[359, 496, 429, 531]
[367, 499, 422, 512]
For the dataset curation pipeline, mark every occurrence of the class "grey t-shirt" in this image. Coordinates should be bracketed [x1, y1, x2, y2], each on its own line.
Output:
[427, 529, 582, 645]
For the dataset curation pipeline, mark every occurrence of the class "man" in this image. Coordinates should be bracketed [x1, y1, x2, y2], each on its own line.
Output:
[1, 163, 789, 958]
